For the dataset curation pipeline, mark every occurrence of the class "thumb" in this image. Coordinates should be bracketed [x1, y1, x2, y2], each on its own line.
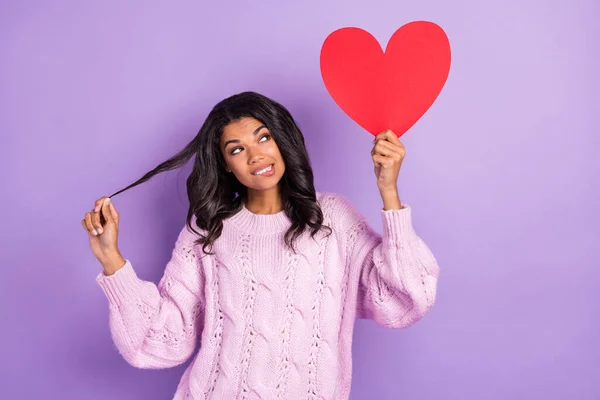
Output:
[101, 198, 114, 225]
[108, 200, 119, 224]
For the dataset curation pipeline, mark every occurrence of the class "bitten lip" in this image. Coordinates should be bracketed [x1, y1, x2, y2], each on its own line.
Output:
[251, 164, 274, 175]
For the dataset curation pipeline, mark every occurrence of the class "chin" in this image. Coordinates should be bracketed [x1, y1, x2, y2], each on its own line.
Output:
[248, 178, 282, 191]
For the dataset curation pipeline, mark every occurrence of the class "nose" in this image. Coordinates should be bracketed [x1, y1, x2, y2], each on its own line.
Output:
[248, 149, 265, 164]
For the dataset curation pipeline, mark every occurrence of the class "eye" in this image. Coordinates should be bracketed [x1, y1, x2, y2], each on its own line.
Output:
[230, 134, 271, 155]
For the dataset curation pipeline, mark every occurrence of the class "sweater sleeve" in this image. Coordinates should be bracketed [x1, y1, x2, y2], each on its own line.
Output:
[95, 220, 206, 368]
[334, 194, 440, 328]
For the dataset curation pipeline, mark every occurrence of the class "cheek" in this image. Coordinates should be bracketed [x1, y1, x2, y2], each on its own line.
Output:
[229, 158, 244, 173]
[223, 154, 239, 171]
[269, 144, 283, 160]
[276, 149, 285, 167]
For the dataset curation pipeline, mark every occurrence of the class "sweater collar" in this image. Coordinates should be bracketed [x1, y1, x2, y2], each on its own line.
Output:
[226, 201, 292, 235]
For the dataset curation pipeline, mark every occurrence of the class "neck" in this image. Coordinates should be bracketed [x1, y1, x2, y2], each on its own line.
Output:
[227, 195, 291, 235]
[245, 186, 283, 214]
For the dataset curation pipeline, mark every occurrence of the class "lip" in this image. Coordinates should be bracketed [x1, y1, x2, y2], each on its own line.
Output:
[251, 163, 274, 175]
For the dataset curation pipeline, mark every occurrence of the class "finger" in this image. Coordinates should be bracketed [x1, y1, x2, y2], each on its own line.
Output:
[85, 212, 97, 236]
[378, 139, 405, 159]
[373, 154, 394, 168]
[375, 129, 394, 139]
[94, 196, 108, 213]
[81, 219, 90, 234]
[372, 144, 390, 157]
[91, 208, 103, 234]
[373, 154, 389, 168]
[376, 138, 397, 153]
[375, 130, 403, 147]
[373, 131, 386, 143]
[383, 130, 404, 148]
[371, 144, 383, 157]
[385, 129, 399, 142]
[372, 135, 388, 155]
[373, 140, 398, 158]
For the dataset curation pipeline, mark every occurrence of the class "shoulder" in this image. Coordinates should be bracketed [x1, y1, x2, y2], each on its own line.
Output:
[316, 190, 350, 213]
[171, 215, 210, 272]
[316, 191, 367, 230]
[176, 214, 208, 248]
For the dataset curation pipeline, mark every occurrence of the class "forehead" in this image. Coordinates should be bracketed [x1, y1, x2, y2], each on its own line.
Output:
[221, 117, 264, 140]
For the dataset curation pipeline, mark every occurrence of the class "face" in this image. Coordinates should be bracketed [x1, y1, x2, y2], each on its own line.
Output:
[220, 117, 286, 192]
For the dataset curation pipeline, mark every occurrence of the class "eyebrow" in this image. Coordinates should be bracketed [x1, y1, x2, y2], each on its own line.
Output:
[223, 125, 267, 150]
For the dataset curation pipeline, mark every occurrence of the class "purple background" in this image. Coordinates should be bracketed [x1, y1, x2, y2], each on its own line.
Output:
[1, 1, 598, 399]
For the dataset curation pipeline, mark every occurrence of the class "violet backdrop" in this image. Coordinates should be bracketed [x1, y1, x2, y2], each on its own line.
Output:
[1, 0, 598, 399]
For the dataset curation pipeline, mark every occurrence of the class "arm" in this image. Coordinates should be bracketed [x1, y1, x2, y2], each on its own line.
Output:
[337, 195, 440, 328]
[95, 220, 206, 368]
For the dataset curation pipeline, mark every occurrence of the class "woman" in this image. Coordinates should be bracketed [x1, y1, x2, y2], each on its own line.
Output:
[81, 91, 440, 399]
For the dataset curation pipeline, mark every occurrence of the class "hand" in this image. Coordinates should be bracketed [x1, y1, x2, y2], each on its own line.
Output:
[371, 129, 406, 193]
[81, 197, 124, 273]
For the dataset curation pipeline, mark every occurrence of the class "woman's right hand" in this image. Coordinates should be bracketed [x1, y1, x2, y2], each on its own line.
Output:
[81, 196, 125, 275]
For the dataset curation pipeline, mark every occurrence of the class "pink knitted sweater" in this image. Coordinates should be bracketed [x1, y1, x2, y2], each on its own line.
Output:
[96, 191, 440, 399]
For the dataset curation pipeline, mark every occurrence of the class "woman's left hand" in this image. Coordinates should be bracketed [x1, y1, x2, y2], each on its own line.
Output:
[371, 129, 406, 193]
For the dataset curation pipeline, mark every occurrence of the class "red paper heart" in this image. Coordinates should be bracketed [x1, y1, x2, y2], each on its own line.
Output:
[320, 21, 451, 137]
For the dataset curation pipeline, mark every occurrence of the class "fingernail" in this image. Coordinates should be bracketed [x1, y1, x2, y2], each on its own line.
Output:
[97, 228, 103, 234]
[106, 198, 111, 204]
[92, 230, 97, 236]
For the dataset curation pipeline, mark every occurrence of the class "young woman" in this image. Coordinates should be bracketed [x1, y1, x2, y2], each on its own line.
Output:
[81, 91, 440, 399]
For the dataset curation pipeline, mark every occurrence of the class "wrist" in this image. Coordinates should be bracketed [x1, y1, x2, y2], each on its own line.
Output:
[100, 251, 126, 276]
[379, 187, 398, 196]
[379, 188, 403, 210]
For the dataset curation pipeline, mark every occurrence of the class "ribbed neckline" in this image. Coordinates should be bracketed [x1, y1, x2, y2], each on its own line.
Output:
[226, 201, 292, 235]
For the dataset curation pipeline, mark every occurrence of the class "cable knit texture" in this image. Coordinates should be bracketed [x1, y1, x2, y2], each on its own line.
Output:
[96, 191, 440, 399]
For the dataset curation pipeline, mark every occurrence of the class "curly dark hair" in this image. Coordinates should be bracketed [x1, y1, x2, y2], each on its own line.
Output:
[108, 91, 332, 255]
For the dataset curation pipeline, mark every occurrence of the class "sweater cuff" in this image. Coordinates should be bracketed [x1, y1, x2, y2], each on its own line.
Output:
[380, 204, 417, 244]
[95, 259, 146, 307]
